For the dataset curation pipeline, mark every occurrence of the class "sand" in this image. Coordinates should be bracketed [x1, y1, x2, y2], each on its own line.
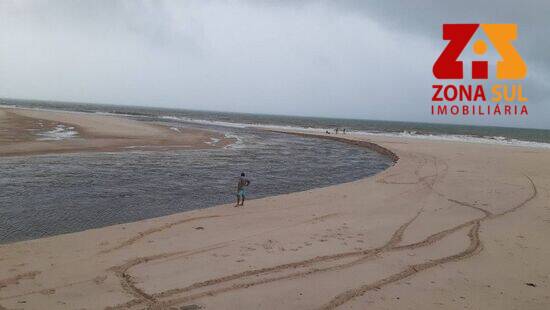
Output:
[0, 107, 230, 157]
[0, 116, 549, 309]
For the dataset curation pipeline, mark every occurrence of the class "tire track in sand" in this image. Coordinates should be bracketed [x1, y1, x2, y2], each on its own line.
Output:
[318, 222, 482, 310]
[105, 212, 347, 309]
[317, 174, 537, 309]
[108, 211, 423, 309]
[99, 215, 222, 254]
[105, 145, 445, 309]
[0, 271, 41, 291]
[101, 132, 536, 310]
[115, 173, 535, 309]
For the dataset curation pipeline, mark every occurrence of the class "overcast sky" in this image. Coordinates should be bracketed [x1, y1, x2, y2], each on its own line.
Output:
[1, 1, 549, 128]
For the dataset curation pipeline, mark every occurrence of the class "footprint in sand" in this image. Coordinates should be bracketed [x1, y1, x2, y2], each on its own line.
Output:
[241, 246, 256, 252]
[93, 275, 107, 285]
[40, 288, 56, 295]
[262, 239, 284, 252]
[180, 304, 202, 310]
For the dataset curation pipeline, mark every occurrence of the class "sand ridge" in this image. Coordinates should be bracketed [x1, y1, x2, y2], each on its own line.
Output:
[0, 107, 231, 156]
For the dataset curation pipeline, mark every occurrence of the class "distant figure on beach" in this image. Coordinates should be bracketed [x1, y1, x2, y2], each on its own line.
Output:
[335, 128, 339, 134]
[235, 172, 251, 207]
[343, 128, 346, 134]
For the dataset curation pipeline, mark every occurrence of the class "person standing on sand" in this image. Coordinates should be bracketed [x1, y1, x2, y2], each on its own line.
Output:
[235, 172, 251, 207]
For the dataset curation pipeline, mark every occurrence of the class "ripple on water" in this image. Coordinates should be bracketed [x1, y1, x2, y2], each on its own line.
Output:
[0, 128, 392, 243]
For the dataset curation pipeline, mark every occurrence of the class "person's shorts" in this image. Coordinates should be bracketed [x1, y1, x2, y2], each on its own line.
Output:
[237, 189, 245, 198]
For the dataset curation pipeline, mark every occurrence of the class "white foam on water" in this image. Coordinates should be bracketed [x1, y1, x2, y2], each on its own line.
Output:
[161, 115, 330, 133]
[163, 115, 550, 149]
[161, 115, 250, 129]
[0, 104, 18, 108]
[36, 124, 79, 141]
[204, 137, 221, 145]
[223, 133, 246, 149]
[0, 104, 92, 116]
[352, 130, 550, 149]
[93, 111, 139, 118]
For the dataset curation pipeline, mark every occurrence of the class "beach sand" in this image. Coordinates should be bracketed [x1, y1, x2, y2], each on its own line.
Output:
[0, 107, 230, 157]
[0, 120, 549, 309]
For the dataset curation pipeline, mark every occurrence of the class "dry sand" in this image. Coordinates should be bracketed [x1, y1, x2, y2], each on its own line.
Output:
[0, 120, 549, 309]
[0, 107, 230, 157]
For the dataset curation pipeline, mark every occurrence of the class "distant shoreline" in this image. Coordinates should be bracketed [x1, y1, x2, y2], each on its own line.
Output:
[3, 99, 550, 149]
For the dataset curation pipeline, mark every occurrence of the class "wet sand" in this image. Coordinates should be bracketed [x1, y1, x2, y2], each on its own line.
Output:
[0, 107, 230, 157]
[0, 125, 549, 309]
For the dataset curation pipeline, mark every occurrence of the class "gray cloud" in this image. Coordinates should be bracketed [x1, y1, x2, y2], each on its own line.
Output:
[328, 1, 550, 70]
[0, 0, 548, 128]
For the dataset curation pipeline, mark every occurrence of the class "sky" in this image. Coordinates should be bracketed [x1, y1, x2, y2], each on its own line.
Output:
[1, 1, 549, 129]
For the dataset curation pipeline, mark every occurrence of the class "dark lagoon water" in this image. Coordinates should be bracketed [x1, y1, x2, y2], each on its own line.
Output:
[0, 121, 392, 243]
